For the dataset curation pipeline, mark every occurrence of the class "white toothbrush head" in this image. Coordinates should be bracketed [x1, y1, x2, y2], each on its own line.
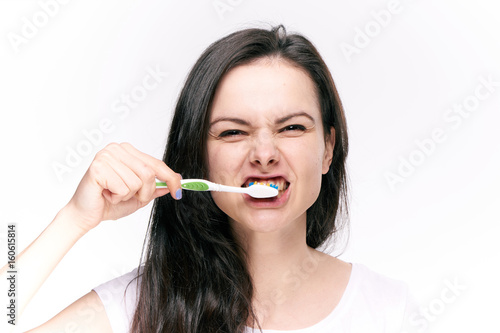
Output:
[246, 182, 279, 198]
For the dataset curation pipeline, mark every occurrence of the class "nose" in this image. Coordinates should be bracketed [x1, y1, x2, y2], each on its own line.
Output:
[250, 131, 280, 168]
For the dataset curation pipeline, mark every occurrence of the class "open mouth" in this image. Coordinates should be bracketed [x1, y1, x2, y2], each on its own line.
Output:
[242, 176, 290, 199]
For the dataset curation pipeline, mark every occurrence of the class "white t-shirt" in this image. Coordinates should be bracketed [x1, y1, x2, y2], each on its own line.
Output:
[93, 263, 422, 333]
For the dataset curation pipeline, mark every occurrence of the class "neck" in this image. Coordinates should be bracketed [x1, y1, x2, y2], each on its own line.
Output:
[232, 217, 323, 325]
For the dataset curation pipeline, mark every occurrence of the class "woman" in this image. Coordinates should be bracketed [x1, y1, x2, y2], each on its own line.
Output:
[3, 25, 415, 332]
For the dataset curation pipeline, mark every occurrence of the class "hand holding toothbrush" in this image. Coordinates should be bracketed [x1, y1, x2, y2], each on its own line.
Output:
[64, 142, 183, 233]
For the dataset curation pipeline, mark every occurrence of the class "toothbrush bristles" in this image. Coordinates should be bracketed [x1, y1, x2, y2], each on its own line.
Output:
[248, 182, 279, 190]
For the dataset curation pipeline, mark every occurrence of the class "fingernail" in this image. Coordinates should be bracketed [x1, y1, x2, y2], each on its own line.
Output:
[176, 188, 182, 200]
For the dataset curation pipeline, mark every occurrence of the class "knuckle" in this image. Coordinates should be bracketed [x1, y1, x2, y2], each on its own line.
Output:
[120, 142, 133, 150]
[125, 177, 142, 193]
[90, 158, 105, 170]
[89, 159, 107, 178]
[115, 189, 131, 201]
[153, 159, 167, 170]
[96, 149, 113, 162]
[105, 142, 120, 151]
[143, 168, 156, 182]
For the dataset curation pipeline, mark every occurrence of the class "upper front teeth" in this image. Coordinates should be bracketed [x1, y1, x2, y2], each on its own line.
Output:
[249, 182, 279, 190]
[247, 178, 287, 191]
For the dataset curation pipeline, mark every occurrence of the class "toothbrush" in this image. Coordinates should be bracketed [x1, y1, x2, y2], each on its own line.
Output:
[155, 179, 278, 198]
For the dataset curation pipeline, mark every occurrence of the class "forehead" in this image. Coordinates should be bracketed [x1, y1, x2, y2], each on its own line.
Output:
[209, 59, 321, 123]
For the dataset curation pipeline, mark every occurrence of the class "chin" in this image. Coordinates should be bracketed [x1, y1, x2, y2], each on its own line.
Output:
[229, 210, 306, 236]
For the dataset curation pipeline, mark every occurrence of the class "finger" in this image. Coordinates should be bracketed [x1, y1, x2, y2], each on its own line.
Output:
[104, 143, 158, 203]
[120, 142, 182, 200]
[151, 187, 171, 200]
[90, 155, 133, 205]
[106, 161, 143, 203]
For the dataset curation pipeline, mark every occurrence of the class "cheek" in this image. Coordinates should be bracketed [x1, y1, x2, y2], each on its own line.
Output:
[285, 138, 325, 171]
[287, 139, 325, 191]
[206, 143, 245, 183]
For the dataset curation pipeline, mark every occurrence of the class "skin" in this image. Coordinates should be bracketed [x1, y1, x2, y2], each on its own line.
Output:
[0, 59, 351, 332]
[207, 58, 351, 329]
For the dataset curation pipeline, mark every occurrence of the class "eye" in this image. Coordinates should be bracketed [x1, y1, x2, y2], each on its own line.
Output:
[281, 124, 306, 132]
[278, 124, 307, 136]
[213, 129, 248, 142]
[219, 129, 245, 137]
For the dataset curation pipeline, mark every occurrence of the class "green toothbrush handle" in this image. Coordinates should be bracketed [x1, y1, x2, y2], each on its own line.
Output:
[156, 179, 213, 191]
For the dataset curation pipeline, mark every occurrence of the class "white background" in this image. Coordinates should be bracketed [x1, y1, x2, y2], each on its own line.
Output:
[1, 0, 499, 331]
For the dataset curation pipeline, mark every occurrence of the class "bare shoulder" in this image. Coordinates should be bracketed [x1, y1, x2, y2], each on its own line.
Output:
[26, 291, 113, 333]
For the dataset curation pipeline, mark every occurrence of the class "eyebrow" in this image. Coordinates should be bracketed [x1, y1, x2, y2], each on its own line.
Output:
[275, 111, 315, 125]
[209, 117, 250, 127]
[209, 111, 315, 127]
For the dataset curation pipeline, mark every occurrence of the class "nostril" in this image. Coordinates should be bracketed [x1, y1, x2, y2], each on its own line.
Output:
[254, 158, 276, 166]
[250, 146, 280, 167]
[249, 140, 280, 167]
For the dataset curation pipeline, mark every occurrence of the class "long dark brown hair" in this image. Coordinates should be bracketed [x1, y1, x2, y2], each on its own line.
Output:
[131, 25, 349, 333]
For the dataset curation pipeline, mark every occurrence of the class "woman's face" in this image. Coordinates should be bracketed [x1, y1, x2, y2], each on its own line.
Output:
[206, 59, 334, 236]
